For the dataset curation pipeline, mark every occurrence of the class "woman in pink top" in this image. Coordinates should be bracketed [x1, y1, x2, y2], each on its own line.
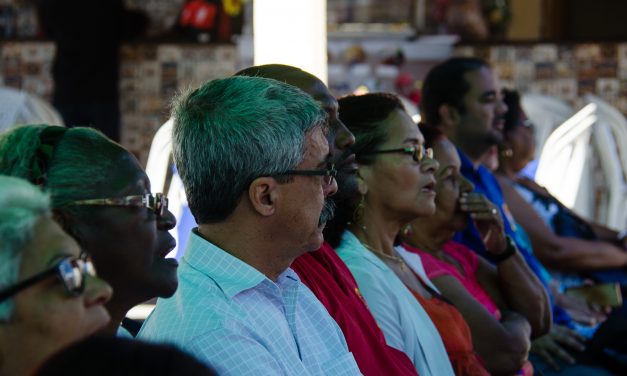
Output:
[402, 123, 552, 375]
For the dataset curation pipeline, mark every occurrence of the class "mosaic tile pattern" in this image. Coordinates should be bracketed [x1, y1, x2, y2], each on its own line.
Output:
[0, 42, 236, 165]
[455, 43, 627, 116]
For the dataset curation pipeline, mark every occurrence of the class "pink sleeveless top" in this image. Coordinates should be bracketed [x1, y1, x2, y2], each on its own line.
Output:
[404, 241, 502, 320]
[405, 242, 535, 376]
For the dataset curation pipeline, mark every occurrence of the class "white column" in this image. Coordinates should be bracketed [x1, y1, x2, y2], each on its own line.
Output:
[253, 0, 327, 83]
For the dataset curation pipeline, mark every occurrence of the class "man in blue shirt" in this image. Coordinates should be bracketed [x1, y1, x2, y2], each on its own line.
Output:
[139, 76, 361, 375]
[419, 57, 597, 373]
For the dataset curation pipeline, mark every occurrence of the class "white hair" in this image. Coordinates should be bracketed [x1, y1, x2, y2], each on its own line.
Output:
[0, 175, 51, 321]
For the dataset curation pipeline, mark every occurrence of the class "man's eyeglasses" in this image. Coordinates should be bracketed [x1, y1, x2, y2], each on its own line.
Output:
[0, 254, 96, 302]
[361, 145, 433, 162]
[275, 164, 337, 186]
[67, 193, 169, 217]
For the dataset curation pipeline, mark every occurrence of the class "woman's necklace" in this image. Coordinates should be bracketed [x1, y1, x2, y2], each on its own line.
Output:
[361, 241, 406, 271]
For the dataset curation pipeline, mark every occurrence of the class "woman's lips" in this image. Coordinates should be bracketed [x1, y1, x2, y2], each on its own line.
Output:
[337, 153, 358, 173]
[158, 238, 177, 258]
[420, 180, 436, 194]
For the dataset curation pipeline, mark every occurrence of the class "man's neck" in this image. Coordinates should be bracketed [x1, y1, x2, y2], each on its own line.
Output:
[197, 222, 294, 282]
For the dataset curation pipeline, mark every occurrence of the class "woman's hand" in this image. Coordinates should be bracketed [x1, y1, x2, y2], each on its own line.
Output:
[530, 325, 586, 370]
[459, 192, 507, 254]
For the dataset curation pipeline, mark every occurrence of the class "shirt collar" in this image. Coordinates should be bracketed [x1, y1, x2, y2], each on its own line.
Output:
[183, 229, 299, 299]
[340, 230, 392, 272]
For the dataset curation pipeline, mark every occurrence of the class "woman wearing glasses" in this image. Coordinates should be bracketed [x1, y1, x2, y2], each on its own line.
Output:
[327, 93, 488, 375]
[402, 123, 552, 375]
[0, 125, 178, 336]
[0, 175, 112, 375]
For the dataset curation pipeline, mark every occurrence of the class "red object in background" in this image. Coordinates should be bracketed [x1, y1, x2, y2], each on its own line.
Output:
[395, 73, 421, 106]
[179, 0, 218, 30]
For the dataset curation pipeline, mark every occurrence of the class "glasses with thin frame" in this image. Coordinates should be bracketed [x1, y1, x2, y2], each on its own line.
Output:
[275, 164, 337, 186]
[0, 254, 96, 302]
[360, 145, 433, 162]
[67, 193, 169, 217]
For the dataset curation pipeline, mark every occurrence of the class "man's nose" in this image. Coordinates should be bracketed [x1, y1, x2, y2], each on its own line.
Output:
[333, 118, 355, 150]
[325, 176, 338, 197]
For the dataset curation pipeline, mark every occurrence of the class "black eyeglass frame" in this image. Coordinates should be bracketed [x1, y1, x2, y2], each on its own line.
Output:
[66, 193, 169, 217]
[0, 254, 95, 302]
[360, 146, 433, 162]
[274, 164, 338, 186]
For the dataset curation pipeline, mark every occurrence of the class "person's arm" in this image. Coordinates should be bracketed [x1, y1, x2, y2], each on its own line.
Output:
[432, 274, 531, 375]
[518, 178, 624, 246]
[497, 176, 627, 270]
[460, 192, 551, 337]
[475, 252, 552, 338]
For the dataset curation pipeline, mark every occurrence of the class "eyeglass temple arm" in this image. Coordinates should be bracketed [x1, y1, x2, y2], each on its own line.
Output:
[0, 267, 58, 302]
[279, 170, 333, 177]
[360, 148, 411, 156]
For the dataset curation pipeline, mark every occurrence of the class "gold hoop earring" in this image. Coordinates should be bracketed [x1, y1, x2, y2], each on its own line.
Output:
[500, 148, 513, 158]
[348, 194, 367, 232]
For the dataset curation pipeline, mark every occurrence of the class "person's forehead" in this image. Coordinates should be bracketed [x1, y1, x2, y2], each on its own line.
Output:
[434, 139, 460, 169]
[463, 66, 498, 96]
[95, 145, 149, 196]
[296, 127, 329, 169]
[22, 217, 79, 274]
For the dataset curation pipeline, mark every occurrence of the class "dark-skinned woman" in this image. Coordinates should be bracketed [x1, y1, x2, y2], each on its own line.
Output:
[0, 125, 179, 336]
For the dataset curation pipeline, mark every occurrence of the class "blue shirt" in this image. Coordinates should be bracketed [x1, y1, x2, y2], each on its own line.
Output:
[454, 148, 573, 326]
[336, 231, 455, 376]
[138, 229, 361, 376]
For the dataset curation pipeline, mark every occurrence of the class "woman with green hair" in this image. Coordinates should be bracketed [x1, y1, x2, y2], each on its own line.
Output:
[0, 175, 112, 375]
[0, 124, 179, 336]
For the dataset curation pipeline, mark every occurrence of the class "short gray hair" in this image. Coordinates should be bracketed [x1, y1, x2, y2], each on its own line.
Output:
[0, 175, 51, 321]
[172, 75, 327, 223]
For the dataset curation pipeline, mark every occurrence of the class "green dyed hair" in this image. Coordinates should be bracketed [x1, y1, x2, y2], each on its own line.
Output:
[0, 124, 118, 210]
[0, 175, 51, 321]
[171, 75, 327, 223]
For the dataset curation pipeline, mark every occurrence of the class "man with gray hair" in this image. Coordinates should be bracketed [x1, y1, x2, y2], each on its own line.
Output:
[139, 76, 361, 375]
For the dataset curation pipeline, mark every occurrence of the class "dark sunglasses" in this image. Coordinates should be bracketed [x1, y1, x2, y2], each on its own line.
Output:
[67, 193, 169, 217]
[361, 145, 433, 162]
[0, 254, 96, 302]
[275, 164, 337, 186]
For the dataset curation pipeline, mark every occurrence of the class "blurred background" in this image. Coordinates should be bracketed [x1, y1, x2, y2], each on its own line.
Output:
[1, 0, 626, 238]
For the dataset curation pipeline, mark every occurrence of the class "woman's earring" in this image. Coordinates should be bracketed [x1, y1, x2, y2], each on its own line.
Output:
[353, 194, 365, 225]
[401, 224, 412, 237]
[500, 148, 513, 158]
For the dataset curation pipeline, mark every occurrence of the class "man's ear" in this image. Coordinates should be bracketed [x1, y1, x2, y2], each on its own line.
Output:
[248, 177, 278, 217]
[438, 104, 459, 133]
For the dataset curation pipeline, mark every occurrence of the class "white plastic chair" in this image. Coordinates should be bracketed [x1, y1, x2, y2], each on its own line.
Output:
[0, 87, 64, 131]
[584, 95, 627, 230]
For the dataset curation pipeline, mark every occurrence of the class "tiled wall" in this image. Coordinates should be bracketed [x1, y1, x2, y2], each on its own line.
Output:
[455, 43, 627, 116]
[0, 42, 237, 165]
[118, 44, 237, 163]
[3, 41, 626, 163]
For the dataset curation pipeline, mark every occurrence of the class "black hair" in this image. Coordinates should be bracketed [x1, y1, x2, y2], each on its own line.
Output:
[502, 88, 523, 134]
[35, 336, 216, 376]
[421, 57, 490, 126]
[418, 122, 445, 149]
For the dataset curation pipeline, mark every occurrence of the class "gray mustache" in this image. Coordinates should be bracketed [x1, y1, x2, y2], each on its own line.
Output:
[318, 199, 336, 226]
